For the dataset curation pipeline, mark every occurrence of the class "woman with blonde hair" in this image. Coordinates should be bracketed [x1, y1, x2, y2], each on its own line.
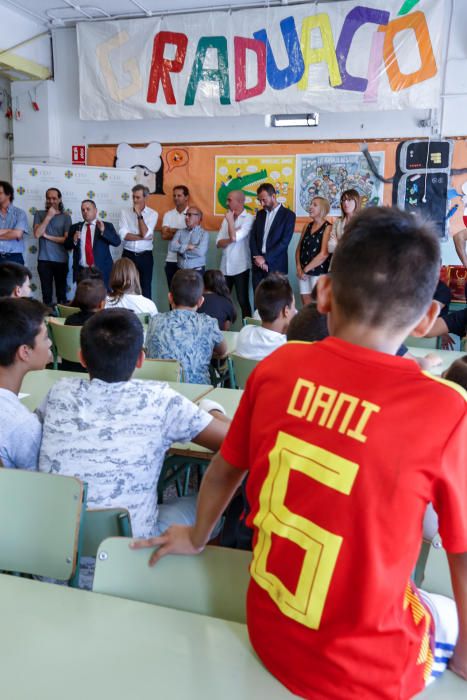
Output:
[295, 196, 332, 306]
[328, 188, 361, 253]
[106, 258, 158, 316]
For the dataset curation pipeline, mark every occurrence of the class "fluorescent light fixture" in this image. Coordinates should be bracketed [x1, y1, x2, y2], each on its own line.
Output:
[266, 113, 319, 127]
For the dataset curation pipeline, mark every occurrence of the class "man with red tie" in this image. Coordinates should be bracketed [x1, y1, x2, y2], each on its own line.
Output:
[65, 200, 120, 289]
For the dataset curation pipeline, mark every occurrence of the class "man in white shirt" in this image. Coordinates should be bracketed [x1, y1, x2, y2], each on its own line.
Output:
[216, 190, 253, 319]
[119, 185, 158, 299]
[161, 185, 190, 289]
[235, 272, 295, 360]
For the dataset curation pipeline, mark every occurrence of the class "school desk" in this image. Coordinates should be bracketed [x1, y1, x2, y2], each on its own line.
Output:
[19, 369, 212, 411]
[0, 573, 296, 700]
[405, 347, 465, 377]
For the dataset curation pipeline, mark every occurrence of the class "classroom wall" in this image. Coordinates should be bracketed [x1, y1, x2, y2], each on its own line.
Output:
[0, 77, 11, 181]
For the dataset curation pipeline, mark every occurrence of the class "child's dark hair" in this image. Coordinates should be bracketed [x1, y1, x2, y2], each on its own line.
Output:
[204, 269, 231, 299]
[443, 355, 467, 391]
[170, 269, 204, 307]
[0, 262, 32, 297]
[287, 304, 329, 342]
[255, 272, 294, 323]
[76, 265, 104, 284]
[332, 207, 440, 330]
[0, 298, 49, 366]
[80, 309, 143, 382]
[71, 279, 106, 312]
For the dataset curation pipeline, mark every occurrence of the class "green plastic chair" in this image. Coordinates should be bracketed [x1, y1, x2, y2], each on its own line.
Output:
[79, 508, 132, 559]
[132, 358, 181, 381]
[94, 539, 251, 623]
[56, 304, 80, 318]
[0, 469, 85, 581]
[230, 353, 258, 389]
[135, 312, 150, 325]
[48, 319, 82, 368]
[242, 316, 261, 327]
[418, 534, 453, 598]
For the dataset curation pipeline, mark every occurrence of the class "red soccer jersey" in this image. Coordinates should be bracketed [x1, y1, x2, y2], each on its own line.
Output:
[221, 338, 467, 700]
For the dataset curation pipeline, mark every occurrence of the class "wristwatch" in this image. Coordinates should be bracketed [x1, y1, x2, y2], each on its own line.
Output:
[137, 214, 143, 220]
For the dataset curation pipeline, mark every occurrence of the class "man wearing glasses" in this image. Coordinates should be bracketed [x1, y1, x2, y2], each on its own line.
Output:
[169, 207, 209, 273]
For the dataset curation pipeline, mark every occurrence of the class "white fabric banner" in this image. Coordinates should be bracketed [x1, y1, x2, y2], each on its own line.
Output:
[77, 0, 444, 120]
[12, 162, 136, 300]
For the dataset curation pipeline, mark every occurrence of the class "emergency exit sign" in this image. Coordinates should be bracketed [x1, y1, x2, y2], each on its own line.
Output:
[72, 145, 86, 164]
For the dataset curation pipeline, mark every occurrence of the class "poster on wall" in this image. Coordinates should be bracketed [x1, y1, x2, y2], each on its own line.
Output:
[12, 162, 136, 299]
[295, 152, 385, 217]
[214, 155, 295, 215]
[77, 0, 444, 120]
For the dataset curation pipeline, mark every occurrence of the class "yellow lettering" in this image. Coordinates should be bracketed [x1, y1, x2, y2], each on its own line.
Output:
[325, 392, 360, 434]
[287, 378, 316, 418]
[346, 400, 381, 443]
[298, 13, 342, 91]
[306, 385, 338, 426]
[96, 31, 142, 102]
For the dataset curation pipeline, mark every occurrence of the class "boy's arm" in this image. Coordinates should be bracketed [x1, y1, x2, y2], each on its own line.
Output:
[131, 452, 247, 564]
[448, 551, 467, 679]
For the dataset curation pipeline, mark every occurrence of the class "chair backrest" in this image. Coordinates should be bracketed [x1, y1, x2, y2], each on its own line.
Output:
[0, 469, 84, 580]
[420, 535, 453, 598]
[243, 316, 261, 327]
[135, 313, 149, 324]
[48, 320, 82, 363]
[56, 304, 80, 318]
[132, 358, 181, 382]
[79, 508, 132, 558]
[231, 353, 258, 389]
[94, 539, 251, 623]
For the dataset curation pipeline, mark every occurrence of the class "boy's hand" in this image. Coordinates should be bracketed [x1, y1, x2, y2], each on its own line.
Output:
[130, 525, 205, 566]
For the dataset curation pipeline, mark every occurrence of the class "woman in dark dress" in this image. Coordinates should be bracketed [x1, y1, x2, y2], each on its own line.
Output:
[295, 196, 332, 306]
[198, 269, 237, 330]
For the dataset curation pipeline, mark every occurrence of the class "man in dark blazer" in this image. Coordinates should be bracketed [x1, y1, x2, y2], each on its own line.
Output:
[65, 199, 120, 289]
[250, 183, 296, 291]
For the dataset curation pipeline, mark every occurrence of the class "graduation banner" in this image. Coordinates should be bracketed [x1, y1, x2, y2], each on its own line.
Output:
[77, 0, 444, 120]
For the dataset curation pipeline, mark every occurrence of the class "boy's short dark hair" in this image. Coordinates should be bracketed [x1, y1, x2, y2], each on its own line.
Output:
[174, 185, 189, 197]
[0, 262, 32, 297]
[287, 303, 329, 342]
[170, 269, 204, 307]
[0, 298, 48, 366]
[71, 279, 106, 311]
[76, 265, 104, 284]
[443, 355, 467, 391]
[332, 207, 440, 330]
[255, 273, 294, 323]
[80, 309, 143, 382]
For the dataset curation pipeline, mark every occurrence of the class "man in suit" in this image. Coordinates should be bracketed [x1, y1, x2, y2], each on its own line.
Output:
[65, 200, 120, 289]
[250, 183, 296, 291]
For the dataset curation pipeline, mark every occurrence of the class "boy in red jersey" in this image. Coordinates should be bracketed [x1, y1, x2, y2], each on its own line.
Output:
[133, 207, 467, 700]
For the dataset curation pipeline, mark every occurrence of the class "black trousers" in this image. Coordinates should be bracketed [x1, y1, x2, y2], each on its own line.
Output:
[225, 269, 252, 319]
[37, 260, 68, 305]
[164, 261, 179, 290]
[252, 265, 269, 293]
[122, 250, 154, 299]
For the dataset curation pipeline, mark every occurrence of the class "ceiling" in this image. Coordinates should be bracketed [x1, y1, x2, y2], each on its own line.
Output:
[0, 0, 340, 27]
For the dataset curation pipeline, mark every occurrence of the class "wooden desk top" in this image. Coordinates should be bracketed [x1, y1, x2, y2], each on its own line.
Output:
[0, 574, 296, 700]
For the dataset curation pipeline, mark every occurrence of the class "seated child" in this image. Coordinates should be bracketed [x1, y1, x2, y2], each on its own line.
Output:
[106, 258, 158, 317]
[65, 278, 107, 326]
[286, 302, 329, 342]
[198, 269, 237, 330]
[134, 206, 467, 699]
[235, 273, 296, 360]
[0, 298, 51, 468]
[0, 261, 32, 298]
[145, 269, 227, 383]
[37, 308, 230, 586]
[443, 354, 467, 390]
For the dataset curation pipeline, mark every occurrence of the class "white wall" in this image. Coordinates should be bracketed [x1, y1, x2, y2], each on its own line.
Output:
[0, 77, 11, 181]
